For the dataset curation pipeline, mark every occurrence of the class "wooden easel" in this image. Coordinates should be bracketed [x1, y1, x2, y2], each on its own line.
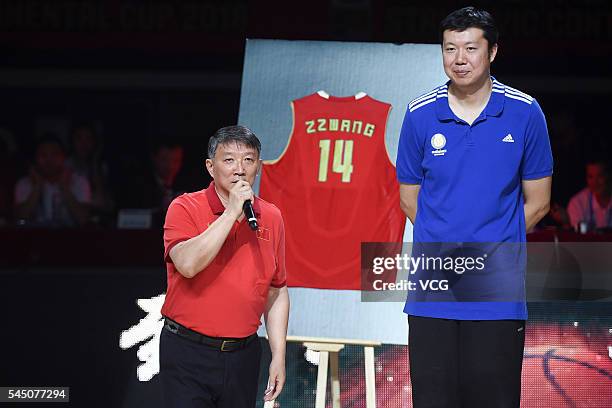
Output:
[265, 336, 381, 408]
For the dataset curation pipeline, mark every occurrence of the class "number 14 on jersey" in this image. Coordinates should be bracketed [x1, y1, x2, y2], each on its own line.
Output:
[318, 139, 354, 183]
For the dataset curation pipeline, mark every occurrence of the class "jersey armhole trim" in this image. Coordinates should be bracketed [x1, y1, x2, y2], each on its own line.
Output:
[382, 104, 397, 168]
[262, 101, 295, 165]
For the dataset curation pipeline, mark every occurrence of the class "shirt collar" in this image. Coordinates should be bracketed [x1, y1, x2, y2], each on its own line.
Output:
[436, 76, 505, 122]
[488, 76, 505, 117]
[205, 181, 262, 216]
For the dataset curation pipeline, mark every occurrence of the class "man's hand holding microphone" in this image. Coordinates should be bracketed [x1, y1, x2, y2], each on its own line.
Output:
[226, 179, 258, 230]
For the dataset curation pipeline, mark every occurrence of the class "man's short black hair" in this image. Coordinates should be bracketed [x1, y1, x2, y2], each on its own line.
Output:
[207, 125, 261, 159]
[36, 132, 66, 154]
[439, 6, 499, 52]
[585, 157, 610, 175]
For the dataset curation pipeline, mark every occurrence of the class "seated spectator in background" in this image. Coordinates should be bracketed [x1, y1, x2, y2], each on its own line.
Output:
[120, 139, 184, 227]
[66, 123, 114, 224]
[566, 159, 612, 231]
[14, 134, 91, 227]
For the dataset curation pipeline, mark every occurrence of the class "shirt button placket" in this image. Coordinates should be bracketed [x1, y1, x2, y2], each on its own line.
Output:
[465, 126, 475, 148]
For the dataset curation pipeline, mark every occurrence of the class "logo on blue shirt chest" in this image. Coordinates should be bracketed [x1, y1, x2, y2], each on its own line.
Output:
[431, 133, 447, 157]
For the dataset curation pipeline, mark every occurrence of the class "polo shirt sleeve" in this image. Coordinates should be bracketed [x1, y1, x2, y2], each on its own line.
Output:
[521, 99, 553, 180]
[271, 216, 287, 288]
[163, 196, 199, 263]
[396, 108, 424, 184]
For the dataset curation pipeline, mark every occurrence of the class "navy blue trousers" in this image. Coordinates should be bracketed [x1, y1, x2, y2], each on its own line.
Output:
[159, 328, 262, 408]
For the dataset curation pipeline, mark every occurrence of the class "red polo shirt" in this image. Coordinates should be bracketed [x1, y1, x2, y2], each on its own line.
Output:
[161, 181, 286, 337]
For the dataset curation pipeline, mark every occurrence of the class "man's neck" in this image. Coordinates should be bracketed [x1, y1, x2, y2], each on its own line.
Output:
[448, 75, 492, 108]
[214, 184, 229, 207]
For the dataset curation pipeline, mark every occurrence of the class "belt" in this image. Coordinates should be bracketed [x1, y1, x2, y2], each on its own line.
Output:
[163, 318, 256, 352]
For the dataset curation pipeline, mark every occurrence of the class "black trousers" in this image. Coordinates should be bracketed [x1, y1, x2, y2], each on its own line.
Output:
[408, 315, 525, 408]
[159, 328, 262, 408]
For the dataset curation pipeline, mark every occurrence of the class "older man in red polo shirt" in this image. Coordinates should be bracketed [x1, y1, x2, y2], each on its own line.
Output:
[159, 125, 289, 407]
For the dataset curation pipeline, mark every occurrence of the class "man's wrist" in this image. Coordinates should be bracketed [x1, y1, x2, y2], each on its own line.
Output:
[270, 351, 286, 362]
[222, 208, 241, 221]
[270, 357, 286, 367]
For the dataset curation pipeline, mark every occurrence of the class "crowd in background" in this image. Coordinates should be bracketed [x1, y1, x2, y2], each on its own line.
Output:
[0, 123, 188, 229]
[0, 116, 610, 233]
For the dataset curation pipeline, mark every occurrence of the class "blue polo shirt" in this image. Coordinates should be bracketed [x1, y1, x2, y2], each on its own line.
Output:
[397, 77, 553, 320]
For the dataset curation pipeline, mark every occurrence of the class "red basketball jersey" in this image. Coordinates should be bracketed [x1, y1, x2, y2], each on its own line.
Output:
[259, 92, 406, 289]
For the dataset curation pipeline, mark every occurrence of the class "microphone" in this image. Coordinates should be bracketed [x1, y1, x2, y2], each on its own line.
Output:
[243, 199, 258, 231]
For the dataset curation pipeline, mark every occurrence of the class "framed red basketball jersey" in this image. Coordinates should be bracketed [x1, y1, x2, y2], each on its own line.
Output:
[259, 91, 406, 289]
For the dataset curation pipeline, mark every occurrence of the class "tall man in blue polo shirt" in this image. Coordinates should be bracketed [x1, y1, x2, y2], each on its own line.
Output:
[397, 7, 553, 408]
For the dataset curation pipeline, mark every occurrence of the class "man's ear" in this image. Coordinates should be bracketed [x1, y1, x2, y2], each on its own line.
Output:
[489, 43, 498, 63]
[205, 158, 214, 178]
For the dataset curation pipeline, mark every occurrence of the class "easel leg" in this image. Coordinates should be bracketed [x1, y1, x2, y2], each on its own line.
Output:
[364, 346, 376, 408]
[330, 351, 341, 408]
[316, 350, 330, 408]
